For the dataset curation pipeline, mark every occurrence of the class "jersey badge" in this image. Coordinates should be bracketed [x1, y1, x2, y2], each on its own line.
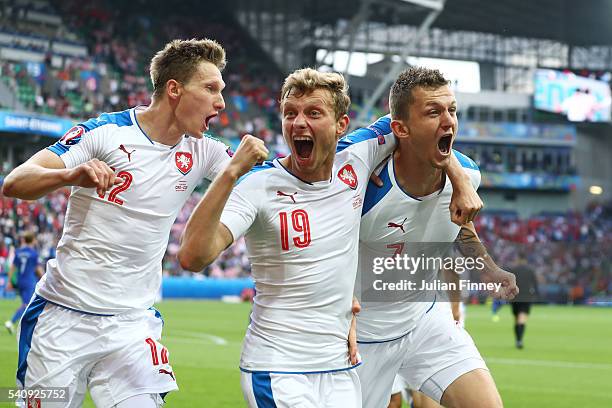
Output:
[59, 125, 85, 146]
[338, 164, 358, 190]
[175, 152, 193, 175]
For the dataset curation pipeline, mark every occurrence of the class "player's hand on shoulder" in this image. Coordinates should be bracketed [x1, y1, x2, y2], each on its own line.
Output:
[449, 183, 483, 226]
[65, 159, 121, 197]
[482, 265, 519, 301]
[226, 134, 269, 179]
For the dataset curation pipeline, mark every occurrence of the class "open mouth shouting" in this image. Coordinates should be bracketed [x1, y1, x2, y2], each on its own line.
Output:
[437, 133, 453, 156]
[202, 112, 218, 132]
[293, 135, 314, 164]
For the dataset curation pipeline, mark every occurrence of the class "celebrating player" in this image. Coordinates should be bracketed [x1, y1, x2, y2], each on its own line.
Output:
[2, 38, 238, 407]
[356, 67, 518, 408]
[178, 67, 481, 407]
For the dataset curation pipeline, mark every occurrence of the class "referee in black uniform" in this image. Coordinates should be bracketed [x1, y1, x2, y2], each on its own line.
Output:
[511, 254, 539, 349]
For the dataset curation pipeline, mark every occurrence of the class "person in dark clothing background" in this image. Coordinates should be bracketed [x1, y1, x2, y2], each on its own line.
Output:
[511, 254, 539, 349]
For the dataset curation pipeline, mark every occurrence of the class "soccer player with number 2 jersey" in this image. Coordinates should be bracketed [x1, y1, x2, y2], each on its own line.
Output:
[2, 39, 241, 408]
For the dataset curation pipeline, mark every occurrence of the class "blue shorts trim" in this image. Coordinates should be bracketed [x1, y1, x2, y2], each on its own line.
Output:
[37, 295, 116, 316]
[357, 330, 410, 345]
[252, 372, 276, 408]
[17, 295, 48, 385]
[240, 361, 362, 375]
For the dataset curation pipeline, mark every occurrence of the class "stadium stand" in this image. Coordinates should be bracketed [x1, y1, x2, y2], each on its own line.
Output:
[0, 0, 610, 304]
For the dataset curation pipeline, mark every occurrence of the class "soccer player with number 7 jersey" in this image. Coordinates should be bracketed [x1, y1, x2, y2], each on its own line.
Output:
[179, 68, 481, 407]
[2, 39, 236, 408]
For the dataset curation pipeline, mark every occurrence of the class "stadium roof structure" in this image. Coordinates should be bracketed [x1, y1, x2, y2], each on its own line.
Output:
[228, 0, 612, 125]
[435, 0, 612, 47]
[274, 0, 612, 47]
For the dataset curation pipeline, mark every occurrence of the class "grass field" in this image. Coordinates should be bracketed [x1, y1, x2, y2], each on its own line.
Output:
[1, 300, 611, 407]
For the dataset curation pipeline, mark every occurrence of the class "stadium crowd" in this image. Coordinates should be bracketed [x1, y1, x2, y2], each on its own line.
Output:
[0, 183, 609, 303]
[0, 0, 608, 303]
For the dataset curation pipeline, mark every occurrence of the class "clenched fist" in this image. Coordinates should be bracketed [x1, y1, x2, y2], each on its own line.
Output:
[226, 135, 269, 179]
[65, 159, 121, 197]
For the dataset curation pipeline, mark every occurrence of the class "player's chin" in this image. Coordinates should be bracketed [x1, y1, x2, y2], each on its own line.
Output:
[189, 129, 205, 138]
[431, 155, 451, 169]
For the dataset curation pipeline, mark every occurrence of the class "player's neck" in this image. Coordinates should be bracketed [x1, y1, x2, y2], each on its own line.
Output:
[393, 147, 444, 197]
[279, 155, 333, 183]
[135, 104, 184, 146]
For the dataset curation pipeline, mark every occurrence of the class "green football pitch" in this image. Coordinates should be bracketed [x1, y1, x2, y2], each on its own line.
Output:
[1, 300, 611, 407]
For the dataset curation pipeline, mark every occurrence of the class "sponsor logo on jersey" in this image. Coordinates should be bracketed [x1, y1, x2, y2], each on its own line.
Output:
[175, 152, 193, 175]
[276, 190, 298, 203]
[159, 368, 176, 381]
[338, 164, 358, 190]
[59, 125, 85, 146]
[387, 217, 407, 233]
[118, 144, 136, 162]
[175, 180, 188, 192]
[377, 135, 386, 145]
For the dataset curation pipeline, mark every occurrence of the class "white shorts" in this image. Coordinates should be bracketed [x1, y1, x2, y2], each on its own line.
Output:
[17, 295, 178, 408]
[357, 301, 487, 408]
[241, 368, 361, 408]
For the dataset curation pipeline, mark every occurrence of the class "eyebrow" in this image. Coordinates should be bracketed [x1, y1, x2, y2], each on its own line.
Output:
[204, 79, 226, 89]
[424, 101, 457, 107]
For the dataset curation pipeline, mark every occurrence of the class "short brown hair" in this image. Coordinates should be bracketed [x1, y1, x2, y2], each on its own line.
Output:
[280, 68, 351, 119]
[22, 231, 35, 244]
[150, 38, 226, 98]
[389, 67, 449, 121]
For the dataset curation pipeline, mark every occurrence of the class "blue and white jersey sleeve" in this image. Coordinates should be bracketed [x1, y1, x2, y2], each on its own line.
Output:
[336, 115, 396, 171]
[452, 149, 481, 190]
[47, 123, 105, 169]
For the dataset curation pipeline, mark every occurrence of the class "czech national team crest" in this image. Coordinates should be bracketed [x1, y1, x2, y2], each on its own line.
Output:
[59, 125, 85, 146]
[338, 164, 358, 190]
[175, 151, 193, 175]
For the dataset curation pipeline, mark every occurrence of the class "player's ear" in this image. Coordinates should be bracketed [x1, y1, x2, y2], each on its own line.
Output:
[391, 119, 409, 139]
[166, 79, 181, 100]
[336, 114, 350, 138]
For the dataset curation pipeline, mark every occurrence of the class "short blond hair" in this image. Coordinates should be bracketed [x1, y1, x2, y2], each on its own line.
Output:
[150, 38, 226, 98]
[280, 68, 350, 119]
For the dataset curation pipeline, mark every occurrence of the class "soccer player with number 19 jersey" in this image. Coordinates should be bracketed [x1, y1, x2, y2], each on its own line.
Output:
[179, 68, 480, 407]
[2, 39, 231, 408]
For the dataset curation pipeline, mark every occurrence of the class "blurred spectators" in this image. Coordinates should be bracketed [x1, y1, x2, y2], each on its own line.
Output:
[474, 202, 611, 303]
[0, 182, 609, 295]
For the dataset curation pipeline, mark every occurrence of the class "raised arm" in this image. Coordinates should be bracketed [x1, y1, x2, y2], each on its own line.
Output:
[178, 135, 268, 271]
[455, 222, 519, 300]
[2, 149, 118, 200]
[446, 154, 483, 226]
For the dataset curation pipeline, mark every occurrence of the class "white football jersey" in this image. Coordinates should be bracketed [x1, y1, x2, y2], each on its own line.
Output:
[38, 107, 231, 314]
[357, 150, 480, 342]
[220, 116, 396, 372]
